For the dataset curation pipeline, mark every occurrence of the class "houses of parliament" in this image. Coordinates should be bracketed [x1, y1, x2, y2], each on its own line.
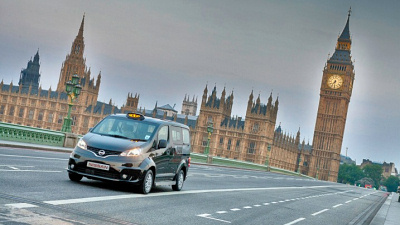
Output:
[0, 12, 355, 182]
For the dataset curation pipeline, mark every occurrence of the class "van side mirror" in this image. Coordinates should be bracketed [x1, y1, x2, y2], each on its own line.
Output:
[88, 127, 93, 132]
[158, 139, 167, 149]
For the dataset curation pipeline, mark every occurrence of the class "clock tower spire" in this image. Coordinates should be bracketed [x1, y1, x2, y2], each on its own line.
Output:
[308, 9, 355, 182]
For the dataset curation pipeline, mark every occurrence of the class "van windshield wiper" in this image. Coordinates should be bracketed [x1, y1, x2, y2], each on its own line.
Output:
[130, 139, 148, 142]
[106, 134, 130, 139]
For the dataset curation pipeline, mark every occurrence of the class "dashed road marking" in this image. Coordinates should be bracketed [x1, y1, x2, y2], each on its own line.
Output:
[285, 218, 306, 225]
[333, 204, 343, 208]
[5, 203, 38, 208]
[197, 214, 231, 223]
[311, 209, 329, 216]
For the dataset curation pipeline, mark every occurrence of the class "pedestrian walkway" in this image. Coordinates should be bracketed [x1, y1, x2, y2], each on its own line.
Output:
[0, 139, 73, 153]
[370, 192, 400, 225]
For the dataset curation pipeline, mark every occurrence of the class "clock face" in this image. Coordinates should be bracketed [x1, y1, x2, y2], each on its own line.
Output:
[327, 75, 343, 89]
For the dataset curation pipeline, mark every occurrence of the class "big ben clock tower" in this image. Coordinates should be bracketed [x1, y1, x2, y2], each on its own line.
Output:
[309, 9, 355, 182]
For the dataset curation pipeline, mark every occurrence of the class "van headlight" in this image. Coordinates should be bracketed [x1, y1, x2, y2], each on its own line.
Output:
[120, 148, 142, 157]
[77, 139, 87, 150]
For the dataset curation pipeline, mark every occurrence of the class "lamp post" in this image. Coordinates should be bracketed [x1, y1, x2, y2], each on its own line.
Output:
[297, 155, 302, 174]
[204, 121, 213, 155]
[61, 74, 82, 133]
[265, 144, 271, 171]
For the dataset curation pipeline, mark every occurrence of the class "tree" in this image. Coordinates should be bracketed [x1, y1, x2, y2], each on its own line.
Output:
[382, 176, 400, 192]
[363, 164, 383, 189]
[356, 177, 375, 187]
[338, 163, 364, 185]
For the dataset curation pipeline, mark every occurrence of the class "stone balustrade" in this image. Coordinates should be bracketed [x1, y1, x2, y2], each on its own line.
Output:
[0, 122, 79, 147]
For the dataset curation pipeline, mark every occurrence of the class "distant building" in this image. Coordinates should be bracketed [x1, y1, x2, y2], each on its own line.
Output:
[340, 155, 356, 165]
[181, 94, 197, 116]
[157, 103, 178, 117]
[0, 15, 125, 134]
[360, 159, 398, 179]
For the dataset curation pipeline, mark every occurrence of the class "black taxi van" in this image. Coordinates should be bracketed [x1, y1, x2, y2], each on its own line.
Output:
[67, 113, 191, 194]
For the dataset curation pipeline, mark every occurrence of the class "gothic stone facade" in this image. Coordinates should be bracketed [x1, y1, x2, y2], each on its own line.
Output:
[1, 12, 359, 181]
[0, 16, 138, 135]
[308, 12, 355, 182]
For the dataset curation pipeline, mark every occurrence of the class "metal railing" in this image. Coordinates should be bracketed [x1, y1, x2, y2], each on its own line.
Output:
[0, 122, 66, 147]
[191, 153, 314, 178]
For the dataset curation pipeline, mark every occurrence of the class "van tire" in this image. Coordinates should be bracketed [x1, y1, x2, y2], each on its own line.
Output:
[68, 172, 83, 182]
[141, 170, 153, 194]
[172, 169, 185, 191]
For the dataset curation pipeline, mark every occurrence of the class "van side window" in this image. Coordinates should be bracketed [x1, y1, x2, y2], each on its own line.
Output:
[158, 126, 169, 141]
[182, 128, 190, 145]
[171, 126, 183, 144]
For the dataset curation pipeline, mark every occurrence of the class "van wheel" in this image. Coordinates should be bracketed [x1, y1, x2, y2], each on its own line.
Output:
[68, 172, 83, 182]
[140, 170, 153, 194]
[172, 169, 185, 191]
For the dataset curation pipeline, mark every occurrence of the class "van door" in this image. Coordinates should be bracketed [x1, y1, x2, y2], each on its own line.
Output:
[170, 126, 184, 173]
[182, 128, 191, 156]
[153, 125, 174, 180]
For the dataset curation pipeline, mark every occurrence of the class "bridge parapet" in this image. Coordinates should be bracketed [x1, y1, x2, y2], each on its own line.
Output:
[0, 122, 77, 147]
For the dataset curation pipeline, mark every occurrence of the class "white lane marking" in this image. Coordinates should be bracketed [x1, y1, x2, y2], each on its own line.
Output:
[197, 214, 231, 223]
[263, 203, 270, 205]
[285, 218, 306, 225]
[5, 203, 38, 208]
[333, 204, 343, 208]
[230, 208, 241, 211]
[311, 209, 329, 216]
[0, 169, 62, 172]
[345, 200, 352, 203]
[253, 204, 261, 207]
[0, 154, 67, 161]
[5, 185, 349, 208]
[216, 211, 227, 214]
[353, 198, 359, 200]
[243, 206, 252, 209]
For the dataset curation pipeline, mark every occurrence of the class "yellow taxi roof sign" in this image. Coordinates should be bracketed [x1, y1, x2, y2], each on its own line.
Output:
[127, 113, 144, 120]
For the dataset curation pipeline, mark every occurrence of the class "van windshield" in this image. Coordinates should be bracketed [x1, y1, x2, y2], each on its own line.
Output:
[91, 116, 159, 142]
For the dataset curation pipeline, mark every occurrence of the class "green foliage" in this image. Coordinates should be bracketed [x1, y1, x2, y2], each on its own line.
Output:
[382, 176, 400, 192]
[355, 177, 374, 187]
[338, 163, 364, 185]
[363, 164, 383, 188]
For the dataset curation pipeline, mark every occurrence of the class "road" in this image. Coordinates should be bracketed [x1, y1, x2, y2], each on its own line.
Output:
[0, 147, 387, 225]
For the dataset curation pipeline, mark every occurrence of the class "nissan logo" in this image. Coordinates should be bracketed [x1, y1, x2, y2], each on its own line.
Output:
[98, 150, 106, 156]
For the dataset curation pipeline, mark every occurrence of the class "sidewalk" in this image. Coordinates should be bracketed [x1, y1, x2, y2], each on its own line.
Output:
[1, 140, 400, 224]
[371, 192, 400, 225]
[0, 139, 73, 153]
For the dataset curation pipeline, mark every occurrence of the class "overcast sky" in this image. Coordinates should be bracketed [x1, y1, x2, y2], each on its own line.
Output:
[1, 0, 399, 168]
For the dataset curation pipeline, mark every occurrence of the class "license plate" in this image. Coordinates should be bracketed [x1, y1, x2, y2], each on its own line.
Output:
[87, 161, 110, 171]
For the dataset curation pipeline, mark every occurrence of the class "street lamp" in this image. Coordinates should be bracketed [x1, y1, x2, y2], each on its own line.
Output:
[204, 121, 213, 155]
[204, 121, 214, 155]
[265, 144, 271, 172]
[61, 74, 82, 133]
[297, 155, 302, 174]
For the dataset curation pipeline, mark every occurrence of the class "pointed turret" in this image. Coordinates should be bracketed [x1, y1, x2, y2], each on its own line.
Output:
[296, 127, 300, 145]
[338, 8, 351, 43]
[78, 14, 85, 39]
[329, 8, 352, 64]
[202, 84, 208, 104]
